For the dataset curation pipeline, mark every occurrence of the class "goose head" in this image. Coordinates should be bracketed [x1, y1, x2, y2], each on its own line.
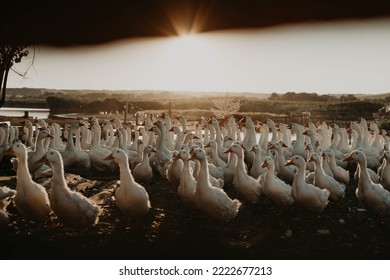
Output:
[250, 144, 260, 153]
[143, 145, 156, 155]
[36, 149, 62, 165]
[37, 127, 53, 140]
[204, 140, 217, 149]
[322, 149, 334, 159]
[190, 148, 207, 161]
[269, 141, 287, 151]
[307, 152, 320, 163]
[261, 156, 274, 169]
[4, 141, 27, 156]
[175, 149, 191, 161]
[224, 141, 244, 155]
[285, 155, 305, 168]
[343, 149, 366, 163]
[104, 148, 128, 163]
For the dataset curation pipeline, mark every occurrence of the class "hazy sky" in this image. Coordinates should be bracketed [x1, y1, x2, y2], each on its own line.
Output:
[8, 18, 390, 94]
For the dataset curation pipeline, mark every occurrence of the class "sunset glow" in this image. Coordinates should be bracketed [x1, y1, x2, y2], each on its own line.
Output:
[8, 18, 390, 94]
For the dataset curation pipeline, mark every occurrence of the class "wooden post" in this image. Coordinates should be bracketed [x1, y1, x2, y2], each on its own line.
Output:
[124, 100, 128, 123]
[169, 101, 172, 117]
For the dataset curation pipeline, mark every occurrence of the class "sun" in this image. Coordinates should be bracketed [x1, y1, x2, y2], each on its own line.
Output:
[175, 33, 198, 50]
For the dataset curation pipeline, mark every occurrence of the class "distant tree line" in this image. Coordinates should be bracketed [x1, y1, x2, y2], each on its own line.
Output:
[268, 92, 358, 102]
[44, 93, 384, 124]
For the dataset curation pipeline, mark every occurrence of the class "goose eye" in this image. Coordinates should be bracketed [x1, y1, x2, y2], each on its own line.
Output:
[50, 152, 54, 155]
[16, 144, 19, 147]
[116, 151, 120, 153]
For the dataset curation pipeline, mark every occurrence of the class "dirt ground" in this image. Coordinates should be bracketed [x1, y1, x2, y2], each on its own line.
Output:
[1, 156, 390, 260]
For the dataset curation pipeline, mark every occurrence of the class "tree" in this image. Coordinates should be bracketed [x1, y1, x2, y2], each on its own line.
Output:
[210, 95, 241, 119]
[0, 44, 31, 108]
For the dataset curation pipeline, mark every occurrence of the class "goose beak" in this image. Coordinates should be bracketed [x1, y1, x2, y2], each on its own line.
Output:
[307, 156, 314, 163]
[343, 155, 353, 162]
[47, 134, 54, 139]
[3, 147, 14, 155]
[261, 161, 268, 168]
[104, 154, 114, 160]
[285, 160, 294, 166]
[173, 154, 181, 161]
[223, 147, 232, 154]
[35, 155, 48, 164]
[204, 143, 211, 148]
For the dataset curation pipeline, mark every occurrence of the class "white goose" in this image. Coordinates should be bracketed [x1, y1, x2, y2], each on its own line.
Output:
[5, 142, 52, 222]
[27, 127, 53, 175]
[208, 116, 230, 163]
[192, 140, 224, 181]
[337, 127, 350, 154]
[60, 121, 79, 170]
[192, 147, 224, 189]
[222, 152, 238, 186]
[0, 186, 16, 227]
[322, 149, 350, 185]
[176, 149, 197, 205]
[304, 143, 316, 172]
[133, 145, 156, 183]
[349, 121, 381, 170]
[23, 120, 35, 149]
[344, 150, 390, 215]
[205, 140, 227, 167]
[240, 116, 257, 166]
[285, 155, 330, 213]
[225, 142, 262, 204]
[79, 120, 91, 150]
[261, 156, 294, 211]
[89, 121, 118, 173]
[249, 144, 266, 179]
[353, 148, 380, 184]
[50, 123, 65, 150]
[130, 139, 144, 170]
[149, 120, 172, 176]
[308, 152, 345, 201]
[277, 122, 292, 148]
[105, 148, 151, 218]
[37, 150, 102, 229]
[170, 124, 184, 151]
[72, 122, 92, 170]
[379, 151, 390, 191]
[191, 148, 241, 222]
[270, 141, 296, 184]
[290, 123, 307, 159]
[165, 151, 184, 188]
[328, 124, 346, 160]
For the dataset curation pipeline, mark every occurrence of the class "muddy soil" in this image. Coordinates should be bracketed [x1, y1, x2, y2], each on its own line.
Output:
[1, 158, 390, 260]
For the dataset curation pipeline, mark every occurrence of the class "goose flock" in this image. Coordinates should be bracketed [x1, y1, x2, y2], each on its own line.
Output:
[0, 114, 390, 229]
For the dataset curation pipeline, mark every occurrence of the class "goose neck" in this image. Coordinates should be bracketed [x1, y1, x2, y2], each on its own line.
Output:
[197, 158, 210, 188]
[118, 160, 135, 184]
[16, 152, 30, 181]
